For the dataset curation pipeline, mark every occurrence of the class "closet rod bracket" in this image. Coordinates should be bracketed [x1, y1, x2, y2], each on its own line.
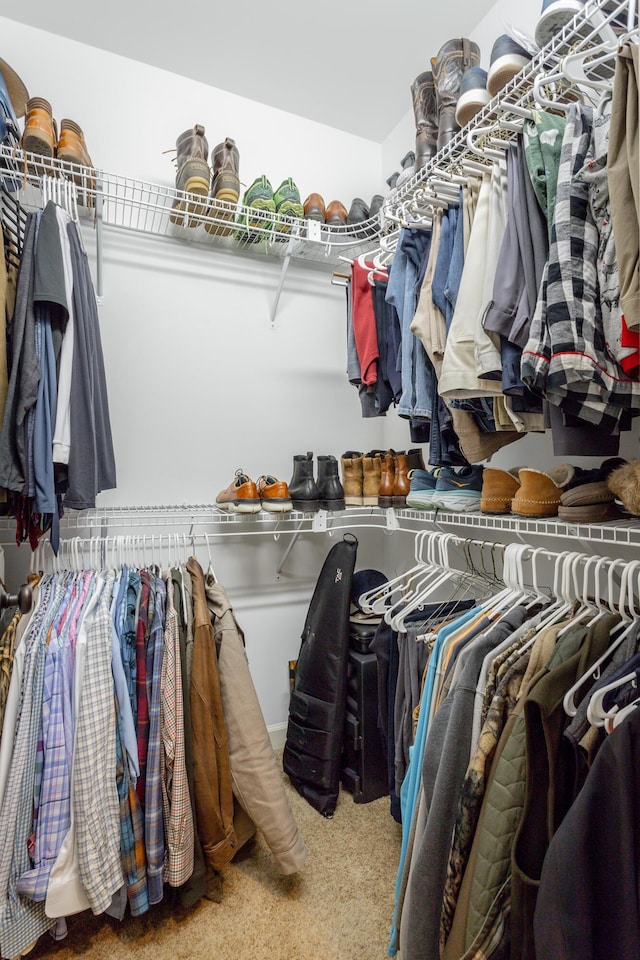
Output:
[385, 508, 400, 532]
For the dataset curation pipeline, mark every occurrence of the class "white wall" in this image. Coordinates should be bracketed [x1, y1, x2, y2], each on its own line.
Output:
[1, 15, 390, 727]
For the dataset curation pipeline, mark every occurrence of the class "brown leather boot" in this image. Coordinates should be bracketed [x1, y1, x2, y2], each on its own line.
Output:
[411, 71, 438, 169]
[406, 448, 427, 474]
[378, 451, 396, 508]
[433, 38, 480, 152]
[22, 97, 56, 157]
[170, 124, 211, 226]
[206, 137, 240, 236]
[326, 200, 348, 226]
[393, 453, 410, 508]
[362, 452, 382, 507]
[340, 451, 363, 506]
[57, 119, 93, 172]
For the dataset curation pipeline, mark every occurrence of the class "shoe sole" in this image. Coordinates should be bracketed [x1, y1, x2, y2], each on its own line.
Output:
[261, 499, 293, 513]
[455, 88, 491, 127]
[236, 197, 276, 242]
[170, 175, 210, 227]
[434, 493, 482, 512]
[230, 500, 262, 514]
[205, 187, 240, 236]
[291, 499, 320, 512]
[23, 131, 55, 157]
[345, 496, 364, 507]
[535, 0, 592, 46]
[487, 54, 530, 97]
[557, 502, 622, 522]
[362, 496, 378, 507]
[321, 499, 346, 511]
[406, 494, 437, 510]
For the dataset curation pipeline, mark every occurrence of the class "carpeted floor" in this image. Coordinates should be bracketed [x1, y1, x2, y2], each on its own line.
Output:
[28, 762, 401, 960]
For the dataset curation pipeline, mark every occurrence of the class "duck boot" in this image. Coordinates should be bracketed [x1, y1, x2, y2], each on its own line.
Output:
[378, 451, 396, 508]
[22, 97, 56, 157]
[206, 136, 240, 236]
[57, 119, 95, 186]
[393, 452, 410, 508]
[406, 448, 427, 474]
[289, 452, 320, 512]
[362, 453, 382, 507]
[317, 455, 346, 511]
[411, 71, 438, 169]
[433, 38, 480, 152]
[170, 124, 210, 227]
[341, 451, 364, 506]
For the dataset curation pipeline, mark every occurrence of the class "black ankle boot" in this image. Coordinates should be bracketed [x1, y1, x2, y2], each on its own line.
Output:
[289, 452, 320, 512]
[317, 455, 346, 511]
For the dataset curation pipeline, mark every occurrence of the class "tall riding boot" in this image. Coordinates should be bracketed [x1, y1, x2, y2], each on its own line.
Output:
[289, 452, 320, 512]
[340, 451, 364, 507]
[317, 455, 346, 511]
[433, 38, 480, 152]
[411, 71, 438, 169]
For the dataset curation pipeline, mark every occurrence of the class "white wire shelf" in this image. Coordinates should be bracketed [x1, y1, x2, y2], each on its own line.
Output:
[383, 0, 636, 232]
[0, 504, 638, 547]
[0, 145, 381, 266]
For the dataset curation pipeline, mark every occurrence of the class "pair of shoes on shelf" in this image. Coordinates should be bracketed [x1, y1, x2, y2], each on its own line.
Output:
[407, 465, 484, 513]
[235, 175, 304, 242]
[289, 452, 345, 512]
[342, 449, 426, 509]
[480, 459, 627, 520]
[170, 125, 240, 235]
[216, 468, 293, 514]
[22, 98, 93, 179]
[305, 196, 382, 229]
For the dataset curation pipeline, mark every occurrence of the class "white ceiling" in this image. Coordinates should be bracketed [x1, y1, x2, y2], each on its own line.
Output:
[0, 0, 499, 142]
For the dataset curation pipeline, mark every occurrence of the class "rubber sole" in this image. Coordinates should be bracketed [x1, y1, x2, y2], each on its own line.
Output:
[434, 494, 482, 513]
[23, 132, 54, 157]
[345, 496, 364, 507]
[205, 188, 240, 236]
[291, 499, 320, 513]
[487, 54, 530, 97]
[261, 500, 293, 513]
[455, 88, 491, 127]
[321, 499, 345, 511]
[406, 495, 436, 510]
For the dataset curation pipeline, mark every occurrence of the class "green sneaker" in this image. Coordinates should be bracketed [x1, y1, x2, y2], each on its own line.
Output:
[273, 177, 304, 234]
[236, 175, 276, 243]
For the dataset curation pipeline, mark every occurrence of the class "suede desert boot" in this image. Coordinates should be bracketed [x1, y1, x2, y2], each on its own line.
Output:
[432, 38, 480, 152]
[378, 451, 396, 508]
[317, 455, 346, 511]
[411, 71, 439, 169]
[206, 136, 240, 236]
[362, 453, 382, 507]
[340, 451, 364, 506]
[22, 97, 56, 157]
[288, 452, 320, 512]
[170, 124, 210, 226]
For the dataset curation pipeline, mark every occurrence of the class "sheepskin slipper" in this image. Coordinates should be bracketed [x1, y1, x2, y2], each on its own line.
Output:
[607, 460, 640, 516]
[511, 465, 575, 518]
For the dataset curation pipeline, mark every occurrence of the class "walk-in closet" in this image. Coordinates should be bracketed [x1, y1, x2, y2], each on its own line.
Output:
[0, 0, 638, 956]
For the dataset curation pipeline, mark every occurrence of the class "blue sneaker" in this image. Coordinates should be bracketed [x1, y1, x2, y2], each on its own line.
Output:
[406, 468, 443, 510]
[432, 466, 484, 512]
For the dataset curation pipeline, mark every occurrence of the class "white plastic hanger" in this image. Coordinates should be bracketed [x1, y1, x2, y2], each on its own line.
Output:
[358, 530, 431, 614]
[563, 557, 637, 717]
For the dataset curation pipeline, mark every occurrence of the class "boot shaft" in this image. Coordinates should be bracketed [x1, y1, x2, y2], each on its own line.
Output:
[378, 451, 396, 507]
[362, 454, 382, 506]
[57, 118, 93, 168]
[212, 136, 239, 176]
[174, 124, 210, 196]
[411, 71, 439, 169]
[433, 38, 481, 151]
[317, 455, 345, 511]
[23, 97, 56, 157]
[340, 451, 363, 506]
[176, 124, 209, 163]
[289, 452, 320, 512]
[393, 454, 410, 507]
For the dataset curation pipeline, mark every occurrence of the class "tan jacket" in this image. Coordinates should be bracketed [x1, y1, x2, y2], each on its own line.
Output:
[187, 557, 237, 870]
[205, 575, 307, 875]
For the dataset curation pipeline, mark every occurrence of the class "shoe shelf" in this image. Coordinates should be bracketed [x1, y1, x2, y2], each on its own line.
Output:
[382, 0, 635, 240]
[0, 144, 382, 268]
[0, 504, 637, 549]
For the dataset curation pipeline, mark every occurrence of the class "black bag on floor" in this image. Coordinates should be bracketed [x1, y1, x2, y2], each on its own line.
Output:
[283, 534, 358, 817]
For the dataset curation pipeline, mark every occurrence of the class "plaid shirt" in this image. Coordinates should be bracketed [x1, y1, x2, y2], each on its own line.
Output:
[135, 571, 151, 804]
[161, 574, 194, 887]
[522, 103, 640, 428]
[0, 579, 56, 959]
[123, 569, 139, 723]
[16, 633, 71, 902]
[74, 574, 124, 913]
[145, 578, 166, 905]
[115, 699, 149, 916]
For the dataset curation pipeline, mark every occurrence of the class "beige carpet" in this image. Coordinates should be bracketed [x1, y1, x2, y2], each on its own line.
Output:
[28, 765, 401, 960]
